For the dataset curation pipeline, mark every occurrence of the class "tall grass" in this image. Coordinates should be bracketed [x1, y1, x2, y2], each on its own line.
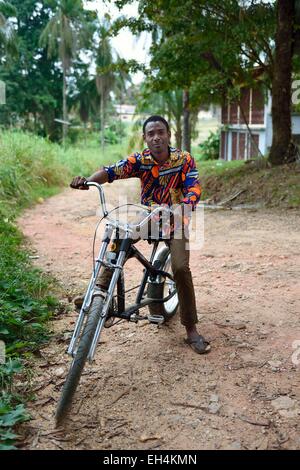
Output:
[61, 140, 128, 176]
[0, 131, 67, 215]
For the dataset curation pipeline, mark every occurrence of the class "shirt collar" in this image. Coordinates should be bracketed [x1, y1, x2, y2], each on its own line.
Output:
[142, 146, 178, 164]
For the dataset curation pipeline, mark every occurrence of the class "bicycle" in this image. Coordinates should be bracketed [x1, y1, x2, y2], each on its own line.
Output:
[55, 182, 179, 425]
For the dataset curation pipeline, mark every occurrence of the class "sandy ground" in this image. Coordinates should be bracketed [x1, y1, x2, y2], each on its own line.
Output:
[17, 180, 300, 450]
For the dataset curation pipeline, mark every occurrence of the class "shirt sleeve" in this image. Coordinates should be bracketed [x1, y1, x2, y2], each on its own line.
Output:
[103, 154, 141, 183]
[181, 153, 202, 208]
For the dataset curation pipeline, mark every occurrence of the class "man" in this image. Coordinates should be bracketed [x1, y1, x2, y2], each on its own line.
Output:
[70, 115, 210, 354]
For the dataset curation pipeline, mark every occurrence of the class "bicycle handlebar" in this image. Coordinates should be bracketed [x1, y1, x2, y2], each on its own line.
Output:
[84, 181, 174, 233]
[85, 181, 108, 217]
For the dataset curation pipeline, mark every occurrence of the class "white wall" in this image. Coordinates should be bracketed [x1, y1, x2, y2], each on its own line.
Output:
[292, 114, 300, 134]
[265, 113, 300, 151]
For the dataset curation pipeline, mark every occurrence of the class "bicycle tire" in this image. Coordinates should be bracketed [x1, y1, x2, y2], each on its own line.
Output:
[55, 295, 104, 426]
[147, 246, 179, 320]
[117, 270, 125, 314]
[104, 270, 125, 328]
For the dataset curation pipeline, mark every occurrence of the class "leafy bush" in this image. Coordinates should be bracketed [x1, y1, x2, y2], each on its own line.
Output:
[198, 130, 220, 161]
[104, 120, 127, 145]
[66, 120, 127, 146]
[0, 359, 30, 450]
[0, 388, 30, 450]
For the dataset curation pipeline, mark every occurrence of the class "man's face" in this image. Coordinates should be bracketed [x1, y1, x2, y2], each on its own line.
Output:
[143, 121, 171, 157]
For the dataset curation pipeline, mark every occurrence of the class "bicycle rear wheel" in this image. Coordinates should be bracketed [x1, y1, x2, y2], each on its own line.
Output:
[55, 295, 104, 426]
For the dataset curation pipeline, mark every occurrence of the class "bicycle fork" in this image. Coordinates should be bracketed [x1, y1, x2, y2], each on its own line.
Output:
[67, 223, 129, 362]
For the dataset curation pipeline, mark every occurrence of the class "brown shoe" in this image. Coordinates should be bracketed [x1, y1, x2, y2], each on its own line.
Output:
[73, 290, 114, 327]
[73, 286, 106, 310]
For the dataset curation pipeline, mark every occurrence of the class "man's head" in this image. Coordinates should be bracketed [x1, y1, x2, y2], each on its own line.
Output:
[143, 115, 171, 161]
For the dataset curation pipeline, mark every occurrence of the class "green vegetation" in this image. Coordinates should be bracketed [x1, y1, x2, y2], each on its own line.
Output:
[0, 1, 129, 145]
[0, 213, 59, 449]
[0, 131, 65, 214]
[0, 221, 58, 355]
[0, 130, 64, 449]
[0, 127, 129, 214]
[0, 374, 31, 450]
[196, 130, 220, 161]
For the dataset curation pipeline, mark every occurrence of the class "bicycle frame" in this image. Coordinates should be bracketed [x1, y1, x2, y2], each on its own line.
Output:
[68, 183, 177, 363]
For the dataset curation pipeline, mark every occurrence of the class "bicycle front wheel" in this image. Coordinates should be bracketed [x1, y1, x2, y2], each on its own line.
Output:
[55, 295, 104, 426]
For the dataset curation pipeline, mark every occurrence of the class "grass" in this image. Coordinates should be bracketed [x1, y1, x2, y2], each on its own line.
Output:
[197, 159, 245, 176]
[61, 140, 128, 176]
[0, 129, 130, 212]
[0, 130, 66, 214]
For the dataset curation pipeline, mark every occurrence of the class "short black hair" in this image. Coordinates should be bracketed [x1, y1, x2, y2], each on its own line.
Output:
[143, 115, 170, 134]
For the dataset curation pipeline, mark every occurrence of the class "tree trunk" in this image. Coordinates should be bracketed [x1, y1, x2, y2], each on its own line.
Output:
[182, 89, 191, 152]
[84, 121, 87, 145]
[62, 63, 68, 145]
[34, 112, 37, 134]
[269, 0, 297, 166]
[175, 118, 182, 149]
[100, 81, 105, 154]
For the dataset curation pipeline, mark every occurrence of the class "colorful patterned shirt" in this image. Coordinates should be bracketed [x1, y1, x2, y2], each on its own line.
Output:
[103, 147, 201, 208]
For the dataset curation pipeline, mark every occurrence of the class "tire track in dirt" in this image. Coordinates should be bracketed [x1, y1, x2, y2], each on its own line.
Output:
[18, 181, 300, 450]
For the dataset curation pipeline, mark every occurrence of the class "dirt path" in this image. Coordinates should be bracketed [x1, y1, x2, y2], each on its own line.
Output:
[18, 181, 300, 450]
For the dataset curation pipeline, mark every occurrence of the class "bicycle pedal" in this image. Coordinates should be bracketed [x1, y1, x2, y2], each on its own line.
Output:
[147, 314, 165, 325]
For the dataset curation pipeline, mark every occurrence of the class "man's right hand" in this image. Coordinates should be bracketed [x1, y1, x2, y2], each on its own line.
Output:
[70, 176, 89, 190]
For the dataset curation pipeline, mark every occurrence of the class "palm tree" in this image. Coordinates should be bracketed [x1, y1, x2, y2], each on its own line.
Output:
[70, 67, 98, 141]
[95, 21, 131, 153]
[95, 23, 114, 153]
[39, 0, 88, 144]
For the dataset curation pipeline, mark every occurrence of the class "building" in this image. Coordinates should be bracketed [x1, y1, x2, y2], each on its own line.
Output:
[220, 88, 300, 160]
[114, 104, 136, 122]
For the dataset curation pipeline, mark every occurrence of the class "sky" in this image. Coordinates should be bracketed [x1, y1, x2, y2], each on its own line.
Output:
[84, 0, 151, 83]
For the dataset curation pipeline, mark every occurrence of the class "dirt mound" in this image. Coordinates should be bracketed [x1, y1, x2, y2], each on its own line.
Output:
[200, 161, 300, 209]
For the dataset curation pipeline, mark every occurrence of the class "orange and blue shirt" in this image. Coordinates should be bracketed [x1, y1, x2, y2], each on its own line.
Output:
[103, 147, 201, 208]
